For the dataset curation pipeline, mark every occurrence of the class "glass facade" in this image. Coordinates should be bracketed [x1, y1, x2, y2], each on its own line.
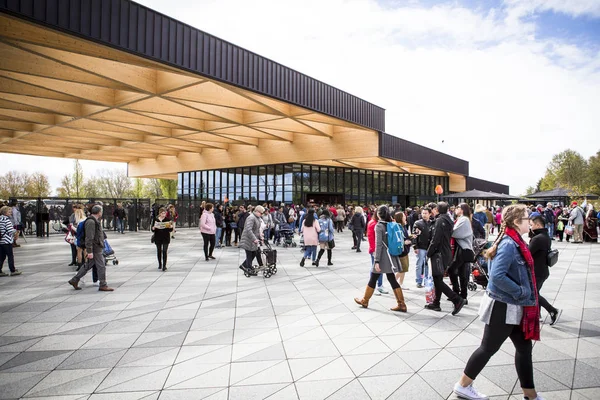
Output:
[178, 163, 449, 207]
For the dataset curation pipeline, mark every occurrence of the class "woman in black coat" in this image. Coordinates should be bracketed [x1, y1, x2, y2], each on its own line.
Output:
[152, 207, 173, 271]
[350, 206, 366, 252]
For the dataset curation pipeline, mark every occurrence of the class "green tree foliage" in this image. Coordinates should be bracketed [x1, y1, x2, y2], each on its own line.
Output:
[25, 172, 51, 197]
[526, 149, 596, 196]
[524, 186, 536, 195]
[159, 179, 178, 200]
[0, 171, 29, 198]
[587, 151, 600, 195]
[56, 175, 73, 197]
[144, 178, 164, 199]
[73, 160, 86, 198]
[132, 178, 145, 199]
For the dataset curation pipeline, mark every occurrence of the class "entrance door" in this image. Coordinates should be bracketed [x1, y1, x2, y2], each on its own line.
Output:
[304, 193, 345, 205]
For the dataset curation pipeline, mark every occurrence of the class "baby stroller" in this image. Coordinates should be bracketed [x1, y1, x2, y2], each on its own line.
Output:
[468, 238, 491, 291]
[243, 242, 278, 278]
[103, 239, 119, 266]
[277, 227, 297, 248]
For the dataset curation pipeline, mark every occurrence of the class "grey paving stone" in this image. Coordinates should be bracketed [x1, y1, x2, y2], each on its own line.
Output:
[0, 229, 597, 399]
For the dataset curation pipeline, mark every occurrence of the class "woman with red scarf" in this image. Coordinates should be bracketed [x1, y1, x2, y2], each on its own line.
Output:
[453, 204, 542, 400]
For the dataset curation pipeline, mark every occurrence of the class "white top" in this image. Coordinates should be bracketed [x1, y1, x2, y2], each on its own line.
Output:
[478, 291, 523, 326]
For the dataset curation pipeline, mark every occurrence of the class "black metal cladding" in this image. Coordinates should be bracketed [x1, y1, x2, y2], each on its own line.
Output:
[466, 176, 510, 195]
[0, 0, 385, 131]
[379, 132, 469, 176]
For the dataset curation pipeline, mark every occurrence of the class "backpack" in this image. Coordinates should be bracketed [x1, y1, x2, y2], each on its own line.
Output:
[76, 217, 97, 248]
[386, 221, 405, 256]
[318, 218, 329, 242]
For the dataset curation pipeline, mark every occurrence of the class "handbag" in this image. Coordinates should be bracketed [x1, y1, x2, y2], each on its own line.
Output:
[557, 220, 564, 231]
[430, 253, 445, 277]
[328, 239, 335, 249]
[151, 233, 155, 243]
[547, 249, 559, 267]
[564, 223, 574, 236]
[65, 231, 75, 245]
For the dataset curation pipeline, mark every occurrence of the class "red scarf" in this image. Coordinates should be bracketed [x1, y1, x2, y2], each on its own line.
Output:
[504, 227, 540, 341]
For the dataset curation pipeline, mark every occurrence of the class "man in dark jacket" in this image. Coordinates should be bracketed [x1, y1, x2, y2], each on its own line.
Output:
[413, 207, 432, 288]
[425, 202, 465, 315]
[68, 205, 114, 292]
[113, 203, 127, 234]
[529, 212, 561, 325]
[237, 206, 249, 235]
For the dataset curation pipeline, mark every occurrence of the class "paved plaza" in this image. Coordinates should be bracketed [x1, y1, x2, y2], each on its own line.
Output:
[0, 228, 599, 400]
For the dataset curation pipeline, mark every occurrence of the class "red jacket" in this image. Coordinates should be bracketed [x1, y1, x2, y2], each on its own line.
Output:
[367, 219, 377, 254]
[329, 207, 338, 217]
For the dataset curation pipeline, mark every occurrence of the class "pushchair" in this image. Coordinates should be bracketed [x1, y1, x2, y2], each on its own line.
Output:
[103, 239, 119, 266]
[242, 242, 278, 278]
[467, 238, 491, 291]
[276, 226, 297, 248]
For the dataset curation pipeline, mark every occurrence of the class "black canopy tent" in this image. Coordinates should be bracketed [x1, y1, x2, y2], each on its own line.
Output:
[442, 189, 519, 206]
[443, 189, 519, 200]
[525, 188, 599, 204]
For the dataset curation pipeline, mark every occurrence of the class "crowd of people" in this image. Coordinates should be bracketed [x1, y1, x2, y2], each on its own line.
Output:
[3, 194, 597, 399]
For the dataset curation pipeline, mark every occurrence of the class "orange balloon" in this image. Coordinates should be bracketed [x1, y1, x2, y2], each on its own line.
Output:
[435, 185, 444, 195]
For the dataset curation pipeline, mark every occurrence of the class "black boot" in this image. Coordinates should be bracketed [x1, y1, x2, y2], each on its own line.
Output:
[315, 249, 324, 267]
[300, 258, 305, 267]
[327, 249, 333, 266]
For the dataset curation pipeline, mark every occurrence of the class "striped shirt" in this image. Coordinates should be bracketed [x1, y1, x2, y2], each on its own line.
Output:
[0, 215, 15, 245]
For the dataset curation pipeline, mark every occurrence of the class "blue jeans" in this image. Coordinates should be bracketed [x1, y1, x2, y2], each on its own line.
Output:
[115, 218, 125, 233]
[415, 249, 429, 284]
[304, 245, 317, 261]
[216, 227, 222, 246]
[546, 223, 554, 239]
[264, 228, 271, 243]
[370, 254, 383, 287]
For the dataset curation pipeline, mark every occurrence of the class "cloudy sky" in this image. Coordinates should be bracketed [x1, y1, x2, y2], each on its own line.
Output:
[2, 0, 599, 195]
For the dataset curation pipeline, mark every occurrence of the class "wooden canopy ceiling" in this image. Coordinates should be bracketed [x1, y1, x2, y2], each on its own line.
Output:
[0, 13, 458, 183]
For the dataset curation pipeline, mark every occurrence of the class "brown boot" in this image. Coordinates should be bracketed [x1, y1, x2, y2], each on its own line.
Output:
[390, 288, 407, 312]
[354, 286, 375, 308]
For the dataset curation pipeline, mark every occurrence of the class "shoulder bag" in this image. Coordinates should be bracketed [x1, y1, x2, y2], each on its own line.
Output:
[547, 249, 559, 267]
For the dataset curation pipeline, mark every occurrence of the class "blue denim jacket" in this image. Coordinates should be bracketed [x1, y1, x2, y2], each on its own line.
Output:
[486, 236, 536, 306]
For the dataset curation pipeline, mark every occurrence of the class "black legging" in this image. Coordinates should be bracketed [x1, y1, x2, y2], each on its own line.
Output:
[433, 274, 459, 305]
[464, 300, 534, 389]
[70, 243, 77, 264]
[352, 230, 363, 249]
[368, 272, 400, 289]
[536, 276, 557, 314]
[201, 233, 216, 258]
[243, 249, 263, 269]
[155, 242, 169, 267]
[449, 261, 469, 299]
[234, 228, 240, 244]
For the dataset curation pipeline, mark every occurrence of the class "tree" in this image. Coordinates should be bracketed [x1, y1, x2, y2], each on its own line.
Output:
[83, 177, 104, 198]
[587, 151, 600, 195]
[25, 172, 51, 197]
[97, 170, 132, 198]
[56, 175, 74, 197]
[546, 149, 588, 193]
[132, 178, 145, 199]
[143, 178, 163, 199]
[0, 171, 28, 198]
[159, 179, 178, 200]
[524, 186, 536, 195]
[73, 160, 86, 198]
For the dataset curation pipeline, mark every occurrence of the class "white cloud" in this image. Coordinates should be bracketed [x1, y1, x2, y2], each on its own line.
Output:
[507, 0, 600, 18]
[3, 0, 599, 196]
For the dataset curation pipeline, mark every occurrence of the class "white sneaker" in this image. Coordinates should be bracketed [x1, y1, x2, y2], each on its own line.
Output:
[453, 382, 488, 400]
[401, 285, 410, 291]
[377, 286, 389, 295]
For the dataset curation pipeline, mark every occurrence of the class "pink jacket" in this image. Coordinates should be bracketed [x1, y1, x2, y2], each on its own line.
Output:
[301, 220, 321, 246]
[200, 211, 216, 234]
